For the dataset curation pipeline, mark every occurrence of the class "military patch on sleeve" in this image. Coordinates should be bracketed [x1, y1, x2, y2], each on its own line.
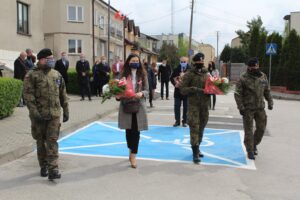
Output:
[56, 79, 61, 86]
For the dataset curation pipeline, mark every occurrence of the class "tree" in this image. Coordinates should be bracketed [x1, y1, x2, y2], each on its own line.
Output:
[158, 41, 179, 68]
[249, 26, 260, 57]
[178, 37, 189, 58]
[220, 44, 231, 63]
[257, 32, 267, 73]
[280, 30, 300, 90]
[230, 47, 247, 63]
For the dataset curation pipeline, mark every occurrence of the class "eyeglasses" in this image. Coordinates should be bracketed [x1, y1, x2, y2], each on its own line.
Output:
[180, 61, 187, 63]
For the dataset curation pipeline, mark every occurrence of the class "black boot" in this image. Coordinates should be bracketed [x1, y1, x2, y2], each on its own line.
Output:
[48, 170, 61, 180]
[199, 151, 204, 158]
[192, 146, 200, 164]
[254, 145, 258, 155]
[247, 152, 255, 160]
[40, 167, 48, 177]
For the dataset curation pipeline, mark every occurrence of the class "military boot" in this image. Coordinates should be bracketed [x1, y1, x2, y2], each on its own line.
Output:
[40, 167, 48, 177]
[192, 146, 200, 164]
[247, 152, 255, 160]
[199, 151, 204, 158]
[48, 170, 61, 181]
[254, 145, 258, 155]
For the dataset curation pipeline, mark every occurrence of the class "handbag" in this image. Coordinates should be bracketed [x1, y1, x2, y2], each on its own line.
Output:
[122, 99, 140, 113]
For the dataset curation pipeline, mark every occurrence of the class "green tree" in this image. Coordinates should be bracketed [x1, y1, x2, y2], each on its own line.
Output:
[249, 26, 260, 57]
[230, 47, 247, 63]
[178, 37, 189, 58]
[159, 41, 179, 68]
[280, 30, 300, 90]
[257, 32, 267, 73]
[220, 44, 231, 63]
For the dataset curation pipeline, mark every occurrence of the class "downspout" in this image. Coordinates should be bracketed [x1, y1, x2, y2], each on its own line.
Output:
[92, 0, 95, 63]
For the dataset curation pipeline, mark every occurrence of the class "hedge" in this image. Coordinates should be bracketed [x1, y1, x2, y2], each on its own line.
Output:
[66, 69, 80, 95]
[0, 77, 23, 119]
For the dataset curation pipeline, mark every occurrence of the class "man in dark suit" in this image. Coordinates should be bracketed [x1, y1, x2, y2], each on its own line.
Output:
[170, 57, 190, 127]
[55, 52, 69, 86]
[76, 54, 92, 101]
[158, 59, 172, 100]
[14, 51, 29, 107]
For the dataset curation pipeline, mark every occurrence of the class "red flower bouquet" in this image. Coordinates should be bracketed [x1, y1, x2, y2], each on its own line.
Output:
[101, 75, 136, 103]
[204, 76, 230, 95]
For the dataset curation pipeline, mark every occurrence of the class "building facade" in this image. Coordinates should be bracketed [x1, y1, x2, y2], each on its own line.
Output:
[231, 36, 242, 48]
[284, 11, 300, 35]
[0, 0, 124, 69]
[198, 43, 216, 67]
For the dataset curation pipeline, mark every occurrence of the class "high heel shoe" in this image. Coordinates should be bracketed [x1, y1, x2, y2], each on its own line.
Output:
[129, 153, 137, 168]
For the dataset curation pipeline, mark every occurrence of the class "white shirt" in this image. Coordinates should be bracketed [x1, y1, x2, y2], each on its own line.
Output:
[131, 69, 137, 92]
[116, 62, 120, 72]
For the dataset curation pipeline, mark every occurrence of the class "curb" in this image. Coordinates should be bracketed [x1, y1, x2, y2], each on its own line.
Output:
[271, 92, 300, 101]
[0, 105, 119, 166]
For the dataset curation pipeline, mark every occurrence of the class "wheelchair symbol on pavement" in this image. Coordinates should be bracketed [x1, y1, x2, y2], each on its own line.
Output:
[59, 122, 256, 170]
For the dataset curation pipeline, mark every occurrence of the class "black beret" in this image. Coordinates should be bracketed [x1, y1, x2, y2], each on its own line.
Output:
[247, 57, 259, 67]
[193, 52, 205, 62]
[37, 48, 53, 60]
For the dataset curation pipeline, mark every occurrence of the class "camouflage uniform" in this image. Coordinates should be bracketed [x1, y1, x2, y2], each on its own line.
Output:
[23, 64, 69, 172]
[180, 67, 210, 151]
[234, 71, 273, 154]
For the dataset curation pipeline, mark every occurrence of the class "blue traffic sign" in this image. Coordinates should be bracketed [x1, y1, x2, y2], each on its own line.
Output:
[266, 43, 277, 55]
[188, 49, 194, 56]
[59, 122, 256, 170]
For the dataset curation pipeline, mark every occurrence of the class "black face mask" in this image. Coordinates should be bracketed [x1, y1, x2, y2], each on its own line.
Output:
[248, 68, 262, 77]
[194, 63, 204, 69]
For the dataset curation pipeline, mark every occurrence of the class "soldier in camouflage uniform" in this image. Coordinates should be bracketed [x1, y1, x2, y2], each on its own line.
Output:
[23, 48, 69, 180]
[234, 57, 273, 160]
[180, 53, 210, 164]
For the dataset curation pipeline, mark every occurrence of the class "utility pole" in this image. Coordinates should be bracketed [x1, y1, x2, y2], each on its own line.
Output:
[108, 0, 111, 67]
[188, 0, 195, 63]
[216, 31, 221, 76]
[171, 0, 174, 34]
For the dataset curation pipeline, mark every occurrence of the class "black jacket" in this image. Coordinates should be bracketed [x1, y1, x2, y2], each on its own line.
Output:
[76, 60, 90, 83]
[55, 59, 69, 84]
[170, 64, 190, 98]
[158, 64, 172, 82]
[14, 57, 28, 81]
[146, 64, 156, 90]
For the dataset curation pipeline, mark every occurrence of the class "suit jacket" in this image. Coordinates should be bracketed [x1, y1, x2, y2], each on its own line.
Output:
[76, 60, 90, 83]
[55, 59, 69, 84]
[170, 64, 190, 98]
[112, 62, 124, 75]
[14, 57, 28, 81]
[158, 64, 172, 82]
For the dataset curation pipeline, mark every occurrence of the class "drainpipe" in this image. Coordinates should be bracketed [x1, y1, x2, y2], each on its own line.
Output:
[92, 0, 95, 63]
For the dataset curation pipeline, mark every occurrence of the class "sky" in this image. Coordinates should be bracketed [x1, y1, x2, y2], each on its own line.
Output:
[107, 0, 300, 56]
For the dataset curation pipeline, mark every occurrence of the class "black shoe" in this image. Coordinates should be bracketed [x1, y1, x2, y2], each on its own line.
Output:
[166, 97, 169, 100]
[150, 103, 153, 108]
[161, 97, 164, 100]
[88, 98, 92, 101]
[48, 170, 61, 180]
[192, 146, 200, 164]
[173, 122, 180, 127]
[247, 152, 255, 160]
[254, 145, 258, 155]
[182, 123, 188, 127]
[199, 151, 204, 157]
[80, 98, 84, 101]
[40, 167, 48, 177]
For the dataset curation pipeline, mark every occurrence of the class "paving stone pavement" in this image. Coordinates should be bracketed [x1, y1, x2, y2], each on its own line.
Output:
[0, 95, 119, 165]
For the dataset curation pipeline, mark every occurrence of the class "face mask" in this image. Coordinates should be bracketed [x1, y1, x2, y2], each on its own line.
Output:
[248, 68, 261, 76]
[194, 63, 204, 69]
[46, 59, 55, 68]
[80, 59, 85, 63]
[62, 56, 67, 60]
[180, 62, 187, 68]
[129, 62, 140, 69]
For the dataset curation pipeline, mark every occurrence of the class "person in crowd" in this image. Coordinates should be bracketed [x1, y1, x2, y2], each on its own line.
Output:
[180, 52, 209, 164]
[76, 54, 92, 101]
[170, 56, 190, 127]
[143, 59, 155, 107]
[208, 61, 219, 110]
[158, 59, 172, 100]
[23, 48, 69, 180]
[25, 48, 36, 70]
[92, 58, 101, 97]
[14, 51, 29, 107]
[55, 52, 69, 88]
[112, 56, 124, 79]
[117, 54, 148, 168]
[98, 56, 111, 97]
[234, 57, 273, 160]
[151, 62, 158, 94]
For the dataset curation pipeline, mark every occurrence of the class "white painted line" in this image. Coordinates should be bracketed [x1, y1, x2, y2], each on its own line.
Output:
[148, 113, 235, 119]
[60, 142, 127, 150]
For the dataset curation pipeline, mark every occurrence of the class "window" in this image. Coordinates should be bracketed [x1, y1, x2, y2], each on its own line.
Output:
[68, 39, 82, 54]
[17, 2, 29, 34]
[67, 5, 84, 22]
[99, 16, 105, 29]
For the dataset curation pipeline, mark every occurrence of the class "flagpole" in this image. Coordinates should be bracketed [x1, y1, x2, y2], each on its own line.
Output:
[108, 0, 111, 67]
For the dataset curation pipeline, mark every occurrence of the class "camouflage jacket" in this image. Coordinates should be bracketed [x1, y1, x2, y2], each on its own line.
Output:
[179, 67, 210, 107]
[234, 71, 273, 111]
[23, 64, 69, 120]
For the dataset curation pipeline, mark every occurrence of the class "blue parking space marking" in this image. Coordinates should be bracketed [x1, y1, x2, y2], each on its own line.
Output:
[59, 122, 256, 170]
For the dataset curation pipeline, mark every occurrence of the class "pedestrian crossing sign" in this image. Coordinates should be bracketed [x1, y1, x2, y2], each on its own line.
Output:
[266, 43, 277, 55]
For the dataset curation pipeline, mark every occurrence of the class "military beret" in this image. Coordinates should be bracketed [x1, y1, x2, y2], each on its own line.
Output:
[37, 48, 53, 60]
[247, 57, 259, 67]
[193, 52, 205, 62]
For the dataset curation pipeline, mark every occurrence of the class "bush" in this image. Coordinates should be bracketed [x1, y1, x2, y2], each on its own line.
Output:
[0, 78, 23, 119]
[67, 69, 80, 95]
